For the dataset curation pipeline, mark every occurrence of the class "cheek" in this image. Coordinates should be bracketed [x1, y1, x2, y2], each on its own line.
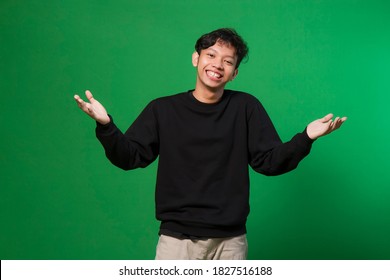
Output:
[227, 69, 237, 78]
[198, 58, 208, 67]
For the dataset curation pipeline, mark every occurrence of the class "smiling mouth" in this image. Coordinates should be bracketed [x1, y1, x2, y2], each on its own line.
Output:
[206, 70, 223, 79]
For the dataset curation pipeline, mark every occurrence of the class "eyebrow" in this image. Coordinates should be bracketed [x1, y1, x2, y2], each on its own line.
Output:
[206, 47, 236, 60]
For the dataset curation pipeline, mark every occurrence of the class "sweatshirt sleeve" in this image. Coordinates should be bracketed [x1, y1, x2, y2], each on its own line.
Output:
[95, 101, 159, 170]
[248, 100, 314, 176]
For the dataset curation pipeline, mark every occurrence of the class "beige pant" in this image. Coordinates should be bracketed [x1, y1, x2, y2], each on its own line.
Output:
[155, 234, 248, 260]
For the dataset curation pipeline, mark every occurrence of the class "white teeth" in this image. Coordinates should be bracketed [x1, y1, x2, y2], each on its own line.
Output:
[208, 71, 222, 78]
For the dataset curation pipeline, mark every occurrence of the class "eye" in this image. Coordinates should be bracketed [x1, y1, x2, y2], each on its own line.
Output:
[207, 53, 215, 58]
[224, 60, 233, 66]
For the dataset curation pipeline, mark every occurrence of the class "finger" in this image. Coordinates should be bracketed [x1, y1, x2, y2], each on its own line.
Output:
[80, 102, 94, 115]
[333, 118, 340, 130]
[74, 95, 84, 106]
[321, 113, 334, 123]
[86, 105, 93, 114]
[74, 95, 91, 113]
[85, 90, 94, 101]
[333, 117, 346, 130]
[76, 97, 85, 105]
[329, 120, 335, 130]
[74, 94, 83, 103]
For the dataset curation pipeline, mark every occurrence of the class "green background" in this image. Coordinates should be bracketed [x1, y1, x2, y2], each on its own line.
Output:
[1, 0, 389, 260]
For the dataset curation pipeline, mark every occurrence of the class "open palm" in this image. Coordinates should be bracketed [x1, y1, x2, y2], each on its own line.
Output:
[74, 90, 110, 125]
[307, 113, 347, 140]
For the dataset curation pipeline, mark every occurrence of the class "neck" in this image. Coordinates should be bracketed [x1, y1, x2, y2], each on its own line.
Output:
[193, 83, 224, 104]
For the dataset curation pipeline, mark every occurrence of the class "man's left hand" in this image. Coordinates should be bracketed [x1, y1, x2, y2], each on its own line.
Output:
[307, 113, 347, 140]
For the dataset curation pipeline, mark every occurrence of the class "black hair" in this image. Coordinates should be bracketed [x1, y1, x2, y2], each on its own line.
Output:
[195, 28, 249, 68]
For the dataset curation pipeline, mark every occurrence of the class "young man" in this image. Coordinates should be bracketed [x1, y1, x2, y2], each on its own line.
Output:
[74, 28, 347, 260]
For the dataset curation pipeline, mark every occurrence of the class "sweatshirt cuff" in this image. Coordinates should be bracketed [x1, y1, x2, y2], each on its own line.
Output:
[303, 127, 315, 144]
[95, 115, 116, 134]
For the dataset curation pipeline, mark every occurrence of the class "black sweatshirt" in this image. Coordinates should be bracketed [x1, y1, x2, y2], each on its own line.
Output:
[96, 90, 314, 238]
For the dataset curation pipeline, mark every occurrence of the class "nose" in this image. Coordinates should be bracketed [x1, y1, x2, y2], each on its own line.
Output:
[212, 59, 224, 70]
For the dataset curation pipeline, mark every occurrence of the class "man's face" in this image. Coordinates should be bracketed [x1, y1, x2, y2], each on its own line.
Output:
[192, 40, 238, 92]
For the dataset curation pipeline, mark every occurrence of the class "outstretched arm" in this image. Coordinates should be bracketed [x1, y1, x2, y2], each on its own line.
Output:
[74, 90, 111, 125]
[306, 113, 347, 140]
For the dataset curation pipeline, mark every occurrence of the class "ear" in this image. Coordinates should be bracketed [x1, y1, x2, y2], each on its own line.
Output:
[192, 51, 199, 67]
[231, 68, 239, 81]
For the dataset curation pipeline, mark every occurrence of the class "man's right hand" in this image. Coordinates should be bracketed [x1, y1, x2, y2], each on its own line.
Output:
[74, 90, 111, 125]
